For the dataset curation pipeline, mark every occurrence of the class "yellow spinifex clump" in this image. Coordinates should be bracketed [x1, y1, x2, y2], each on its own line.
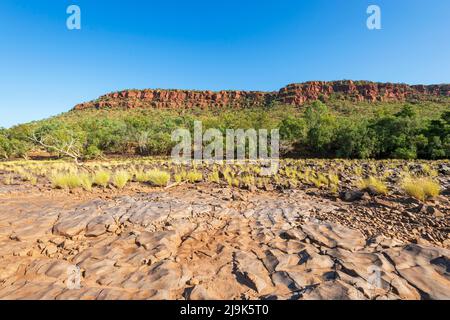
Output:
[51, 172, 82, 190]
[146, 169, 171, 186]
[93, 170, 110, 187]
[401, 177, 440, 201]
[112, 171, 130, 189]
[186, 171, 203, 183]
[358, 176, 388, 195]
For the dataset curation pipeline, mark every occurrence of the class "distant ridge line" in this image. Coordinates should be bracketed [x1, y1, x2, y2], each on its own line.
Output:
[73, 80, 450, 111]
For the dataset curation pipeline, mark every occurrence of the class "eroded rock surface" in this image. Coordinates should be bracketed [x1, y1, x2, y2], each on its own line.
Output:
[0, 188, 449, 300]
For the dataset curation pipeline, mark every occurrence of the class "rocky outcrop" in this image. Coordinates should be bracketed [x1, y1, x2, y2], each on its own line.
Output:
[278, 81, 450, 104]
[73, 80, 450, 111]
[74, 89, 277, 110]
[0, 187, 449, 300]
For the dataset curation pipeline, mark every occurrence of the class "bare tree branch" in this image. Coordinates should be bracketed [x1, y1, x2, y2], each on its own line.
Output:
[29, 132, 81, 164]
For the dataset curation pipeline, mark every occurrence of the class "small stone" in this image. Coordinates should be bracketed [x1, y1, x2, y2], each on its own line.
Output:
[44, 244, 58, 256]
[341, 190, 364, 202]
[107, 224, 118, 233]
[188, 278, 200, 286]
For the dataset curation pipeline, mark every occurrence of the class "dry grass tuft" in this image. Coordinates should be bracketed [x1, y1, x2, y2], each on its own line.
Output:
[401, 177, 440, 201]
[93, 170, 110, 187]
[186, 171, 203, 183]
[112, 171, 130, 189]
[358, 176, 388, 195]
[146, 169, 171, 186]
[51, 172, 82, 190]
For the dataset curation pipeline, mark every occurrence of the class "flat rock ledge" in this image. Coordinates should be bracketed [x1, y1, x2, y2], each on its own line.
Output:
[0, 190, 449, 300]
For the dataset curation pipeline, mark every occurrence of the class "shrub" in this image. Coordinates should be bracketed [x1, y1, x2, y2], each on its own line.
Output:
[318, 173, 329, 185]
[304, 101, 336, 152]
[84, 145, 103, 159]
[1, 96, 449, 161]
[225, 174, 233, 186]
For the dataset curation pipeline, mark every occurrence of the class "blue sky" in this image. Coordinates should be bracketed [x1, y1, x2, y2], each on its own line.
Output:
[0, 0, 449, 128]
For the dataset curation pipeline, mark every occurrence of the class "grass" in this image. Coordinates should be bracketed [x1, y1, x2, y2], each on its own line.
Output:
[79, 173, 93, 191]
[146, 169, 171, 186]
[93, 170, 110, 187]
[309, 173, 329, 188]
[422, 164, 438, 177]
[208, 170, 220, 184]
[134, 170, 149, 183]
[174, 170, 187, 183]
[358, 176, 388, 195]
[20, 172, 36, 184]
[401, 177, 441, 201]
[112, 171, 130, 189]
[421, 179, 441, 198]
[186, 171, 203, 183]
[241, 175, 255, 189]
[0, 159, 446, 199]
[3, 174, 13, 185]
[51, 172, 82, 190]
[328, 173, 340, 186]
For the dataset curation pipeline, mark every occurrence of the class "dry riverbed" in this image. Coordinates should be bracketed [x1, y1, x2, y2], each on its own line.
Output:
[0, 180, 449, 300]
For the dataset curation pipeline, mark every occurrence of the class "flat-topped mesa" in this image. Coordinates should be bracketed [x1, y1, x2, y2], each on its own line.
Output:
[73, 80, 450, 111]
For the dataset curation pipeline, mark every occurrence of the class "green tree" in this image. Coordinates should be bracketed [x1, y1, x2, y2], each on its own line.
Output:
[334, 119, 375, 158]
[30, 122, 86, 162]
[279, 116, 306, 142]
[304, 101, 336, 153]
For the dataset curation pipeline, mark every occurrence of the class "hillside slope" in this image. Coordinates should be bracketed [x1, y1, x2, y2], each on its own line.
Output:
[1, 80, 449, 161]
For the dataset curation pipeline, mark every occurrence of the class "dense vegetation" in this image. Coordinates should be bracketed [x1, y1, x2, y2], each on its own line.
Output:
[0, 99, 449, 161]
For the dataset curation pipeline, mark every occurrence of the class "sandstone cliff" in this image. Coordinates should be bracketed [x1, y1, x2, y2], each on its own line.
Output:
[73, 80, 450, 111]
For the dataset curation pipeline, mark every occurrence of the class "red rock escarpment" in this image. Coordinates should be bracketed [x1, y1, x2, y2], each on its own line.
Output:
[278, 81, 450, 104]
[73, 80, 450, 111]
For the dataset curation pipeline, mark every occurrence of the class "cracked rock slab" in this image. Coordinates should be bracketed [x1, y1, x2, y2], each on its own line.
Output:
[0, 188, 449, 300]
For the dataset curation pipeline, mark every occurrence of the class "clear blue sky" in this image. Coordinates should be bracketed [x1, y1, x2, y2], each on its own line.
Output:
[1, 0, 449, 128]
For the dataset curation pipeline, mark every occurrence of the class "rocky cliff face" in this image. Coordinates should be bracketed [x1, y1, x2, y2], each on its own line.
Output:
[277, 81, 450, 104]
[73, 80, 450, 111]
[74, 89, 277, 110]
